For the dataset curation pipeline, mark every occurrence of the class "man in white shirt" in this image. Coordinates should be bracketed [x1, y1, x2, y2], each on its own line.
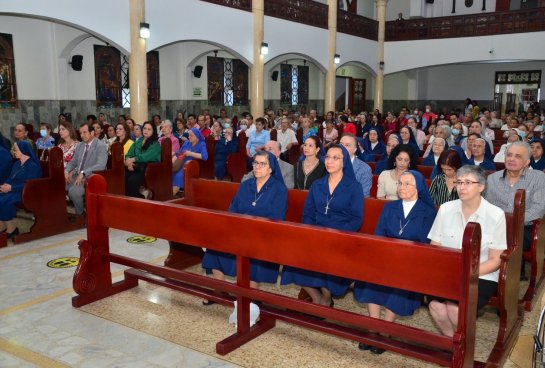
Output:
[276, 118, 298, 162]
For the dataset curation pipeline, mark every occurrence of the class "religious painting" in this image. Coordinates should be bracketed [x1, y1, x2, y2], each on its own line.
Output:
[280, 64, 292, 104]
[0, 33, 18, 108]
[94, 45, 122, 108]
[232, 59, 248, 106]
[147, 51, 160, 104]
[207, 56, 224, 104]
[297, 65, 309, 105]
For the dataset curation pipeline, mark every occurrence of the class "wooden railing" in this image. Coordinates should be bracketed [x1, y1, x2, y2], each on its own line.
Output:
[386, 7, 545, 41]
[264, 0, 328, 29]
[200, 0, 252, 12]
[337, 9, 378, 40]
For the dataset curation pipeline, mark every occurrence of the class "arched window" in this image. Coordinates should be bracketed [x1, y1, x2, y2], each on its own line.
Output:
[0, 33, 18, 108]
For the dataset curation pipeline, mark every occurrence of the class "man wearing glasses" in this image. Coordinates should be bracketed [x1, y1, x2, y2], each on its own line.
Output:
[485, 141, 545, 280]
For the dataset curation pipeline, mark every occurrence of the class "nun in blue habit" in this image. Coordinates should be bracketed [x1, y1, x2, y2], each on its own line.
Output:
[172, 127, 208, 191]
[0, 141, 42, 237]
[530, 138, 545, 171]
[202, 150, 288, 294]
[0, 132, 13, 184]
[354, 170, 436, 323]
[281, 144, 364, 307]
[360, 128, 386, 163]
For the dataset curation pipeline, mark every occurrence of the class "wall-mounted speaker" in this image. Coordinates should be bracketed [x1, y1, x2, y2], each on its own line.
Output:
[271, 71, 279, 81]
[70, 55, 83, 71]
[193, 65, 203, 78]
[425, 0, 434, 3]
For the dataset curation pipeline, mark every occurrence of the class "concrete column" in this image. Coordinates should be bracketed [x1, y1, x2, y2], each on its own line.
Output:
[374, 0, 387, 112]
[128, 0, 148, 124]
[250, 0, 265, 118]
[324, 0, 337, 113]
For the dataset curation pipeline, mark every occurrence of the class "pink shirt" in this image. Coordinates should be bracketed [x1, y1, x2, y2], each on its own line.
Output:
[159, 134, 180, 154]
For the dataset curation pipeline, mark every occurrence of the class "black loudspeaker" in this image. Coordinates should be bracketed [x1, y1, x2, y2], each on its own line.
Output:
[193, 65, 203, 78]
[70, 55, 83, 71]
[425, 0, 434, 3]
[271, 71, 279, 81]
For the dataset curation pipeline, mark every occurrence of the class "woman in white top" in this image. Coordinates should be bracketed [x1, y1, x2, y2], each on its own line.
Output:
[427, 165, 506, 337]
[377, 144, 417, 200]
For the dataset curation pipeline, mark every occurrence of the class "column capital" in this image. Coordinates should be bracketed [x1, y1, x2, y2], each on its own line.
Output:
[375, 0, 388, 8]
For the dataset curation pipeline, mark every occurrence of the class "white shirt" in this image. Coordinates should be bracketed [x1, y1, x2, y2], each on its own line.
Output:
[402, 199, 417, 218]
[428, 198, 507, 282]
[277, 128, 298, 153]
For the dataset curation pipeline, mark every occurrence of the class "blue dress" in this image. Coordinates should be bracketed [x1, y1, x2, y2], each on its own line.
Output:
[202, 163, 288, 283]
[374, 156, 388, 175]
[172, 128, 208, 189]
[0, 158, 41, 221]
[0, 146, 12, 184]
[214, 137, 238, 180]
[531, 157, 545, 171]
[353, 199, 436, 316]
[421, 154, 437, 167]
[281, 170, 364, 296]
[467, 157, 496, 171]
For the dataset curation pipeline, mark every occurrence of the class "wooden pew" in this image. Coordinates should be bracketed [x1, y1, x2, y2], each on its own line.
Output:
[13, 147, 85, 244]
[95, 142, 125, 195]
[171, 161, 523, 367]
[198, 135, 216, 179]
[521, 214, 545, 311]
[144, 139, 173, 201]
[225, 132, 248, 183]
[74, 172, 481, 367]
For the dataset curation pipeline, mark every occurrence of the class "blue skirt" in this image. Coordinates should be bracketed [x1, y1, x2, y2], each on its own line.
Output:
[353, 281, 421, 317]
[0, 192, 22, 221]
[281, 266, 351, 297]
[202, 249, 279, 284]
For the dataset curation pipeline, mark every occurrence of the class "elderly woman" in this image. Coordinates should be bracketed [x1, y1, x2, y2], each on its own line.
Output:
[203, 151, 288, 292]
[214, 127, 238, 180]
[172, 127, 208, 195]
[282, 145, 364, 307]
[530, 138, 545, 171]
[12, 123, 36, 156]
[424, 125, 454, 158]
[377, 144, 417, 200]
[398, 126, 420, 155]
[428, 165, 506, 337]
[294, 136, 326, 190]
[421, 137, 446, 167]
[361, 128, 386, 162]
[125, 121, 161, 198]
[375, 135, 399, 175]
[451, 122, 464, 145]
[354, 170, 436, 355]
[0, 141, 42, 238]
[429, 150, 462, 206]
[301, 116, 317, 143]
[114, 122, 134, 157]
[159, 120, 180, 155]
[57, 121, 79, 168]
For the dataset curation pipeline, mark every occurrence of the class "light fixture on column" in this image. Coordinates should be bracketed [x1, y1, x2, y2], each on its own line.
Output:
[260, 42, 269, 55]
[334, 54, 340, 64]
[139, 22, 150, 39]
[379, 61, 385, 70]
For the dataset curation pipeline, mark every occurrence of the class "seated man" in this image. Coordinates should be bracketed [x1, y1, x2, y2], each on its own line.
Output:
[64, 123, 108, 215]
[242, 140, 294, 189]
[485, 141, 545, 279]
[339, 134, 372, 197]
[468, 138, 496, 171]
[276, 117, 298, 162]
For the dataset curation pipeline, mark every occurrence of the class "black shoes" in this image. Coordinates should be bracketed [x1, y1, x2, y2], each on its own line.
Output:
[6, 228, 19, 239]
[358, 342, 385, 355]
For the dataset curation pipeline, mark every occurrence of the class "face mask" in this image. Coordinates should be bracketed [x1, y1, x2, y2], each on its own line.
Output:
[541, 115, 545, 122]
[413, 111, 418, 115]
[519, 131, 527, 139]
[40, 129, 47, 138]
[425, 108, 430, 113]
[222, 122, 231, 129]
[451, 128, 460, 136]
[239, 125, 247, 131]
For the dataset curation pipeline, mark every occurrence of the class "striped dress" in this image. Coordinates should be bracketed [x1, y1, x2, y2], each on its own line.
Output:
[429, 173, 458, 206]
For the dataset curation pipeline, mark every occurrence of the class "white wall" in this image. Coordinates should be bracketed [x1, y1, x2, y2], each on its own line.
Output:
[336, 65, 375, 100]
[67, 37, 108, 100]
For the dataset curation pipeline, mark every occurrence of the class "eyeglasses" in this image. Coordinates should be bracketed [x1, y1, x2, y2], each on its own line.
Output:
[252, 161, 269, 168]
[396, 182, 415, 188]
[454, 181, 480, 187]
[325, 155, 343, 161]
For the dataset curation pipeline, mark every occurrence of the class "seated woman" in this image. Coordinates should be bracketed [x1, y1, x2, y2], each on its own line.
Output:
[0, 134, 12, 184]
[468, 137, 496, 171]
[172, 127, 208, 195]
[294, 136, 326, 190]
[202, 151, 288, 293]
[361, 128, 386, 162]
[211, 120, 224, 141]
[114, 122, 134, 157]
[282, 145, 364, 307]
[12, 123, 36, 156]
[530, 138, 545, 171]
[493, 130, 520, 163]
[57, 121, 79, 168]
[429, 150, 462, 206]
[451, 122, 464, 145]
[354, 170, 436, 355]
[124, 121, 161, 198]
[133, 124, 143, 143]
[36, 122, 56, 159]
[398, 126, 420, 155]
[428, 165, 506, 337]
[377, 144, 417, 200]
[0, 141, 42, 238]
[322, 118, 338, 149]
[159, 120, 180, 155]
[375, 135, 399, 175]
[214, 127, 238, 180]
[421, 137, 446, 167]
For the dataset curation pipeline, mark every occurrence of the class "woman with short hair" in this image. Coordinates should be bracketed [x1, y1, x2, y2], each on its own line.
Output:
[429, 150, 462, 206]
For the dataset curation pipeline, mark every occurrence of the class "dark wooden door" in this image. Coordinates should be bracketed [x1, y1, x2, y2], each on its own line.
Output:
[348, 78, 366, 113]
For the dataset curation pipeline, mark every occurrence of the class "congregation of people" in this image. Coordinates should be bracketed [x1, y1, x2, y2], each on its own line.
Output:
[2, 99, 545, 354]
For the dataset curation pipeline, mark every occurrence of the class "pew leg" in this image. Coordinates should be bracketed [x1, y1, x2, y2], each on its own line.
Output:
[215, 314, 276, 355]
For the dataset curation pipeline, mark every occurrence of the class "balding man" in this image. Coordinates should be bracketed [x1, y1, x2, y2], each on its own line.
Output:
[486, 141, 545, 280]
[340, 134, 372, 197]
[242, 140, 294, 189]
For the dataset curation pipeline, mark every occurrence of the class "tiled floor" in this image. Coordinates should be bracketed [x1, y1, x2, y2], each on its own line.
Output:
[0, 228, 540, 367]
